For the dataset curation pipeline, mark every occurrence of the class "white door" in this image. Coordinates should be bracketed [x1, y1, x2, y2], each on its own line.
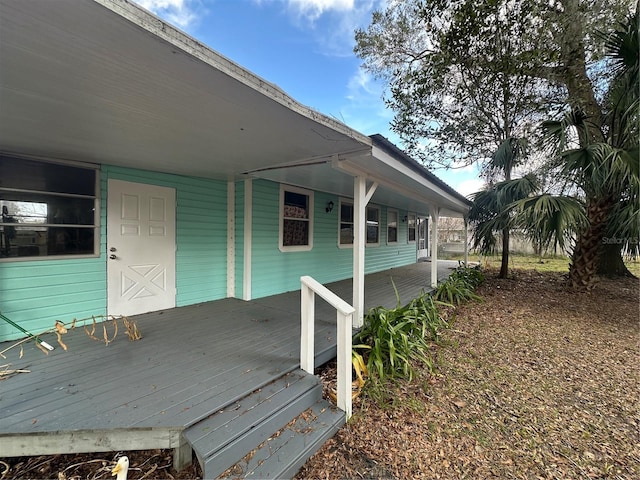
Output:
[417, 217, 429, 259]
[107, 179, 176, 317]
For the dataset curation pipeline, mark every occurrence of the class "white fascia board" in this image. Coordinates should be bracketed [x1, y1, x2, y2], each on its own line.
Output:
[370, 145, 469, 212]
[93, 0, 370, 147]
[334, 154, 469, 216]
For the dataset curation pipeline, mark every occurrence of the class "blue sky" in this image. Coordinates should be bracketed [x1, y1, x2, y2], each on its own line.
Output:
[136, 0, 483, 197]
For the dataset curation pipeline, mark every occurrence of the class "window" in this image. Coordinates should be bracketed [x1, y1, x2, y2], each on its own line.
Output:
[279, 185, 313, 251]
[338, 201, 381, 247]
[0, 156, 99, 259]
[339, 200, 354, 247]
[367, 206, 380, 245]
[407, 213, 417, 243]
[387, 209, 398, 244]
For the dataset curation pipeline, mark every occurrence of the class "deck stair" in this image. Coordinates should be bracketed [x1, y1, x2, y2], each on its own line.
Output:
[182, 369, 345, 479]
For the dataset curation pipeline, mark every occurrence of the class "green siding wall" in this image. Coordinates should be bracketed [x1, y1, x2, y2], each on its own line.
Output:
[104, 166, 228, 307]
[1, 167, 420, 343]
[0, 257, 107, 343]
[0, 165, 228, 343]
[249, 180, 418, 299]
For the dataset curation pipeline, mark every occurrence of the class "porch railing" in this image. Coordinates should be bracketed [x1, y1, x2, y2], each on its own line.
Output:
[300, 276, 354, 419]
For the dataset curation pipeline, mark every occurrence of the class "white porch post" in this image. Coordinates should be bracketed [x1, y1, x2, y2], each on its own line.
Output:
[300, 282, 315, 374]
[352, 177, 378, 328]
[353, 176, 366, 328]
[430, 207, 440, 288]
[227, 180, 235, 298]
[464, 216, 469, 266]
[243, 178, 252, 300]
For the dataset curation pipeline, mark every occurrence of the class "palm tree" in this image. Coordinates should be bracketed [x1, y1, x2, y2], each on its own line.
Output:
[518, 10, 638, 288]
[468, 136, 536, 279]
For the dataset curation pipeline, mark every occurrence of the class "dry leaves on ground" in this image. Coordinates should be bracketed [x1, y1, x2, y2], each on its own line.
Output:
[1, 449, 201, 480]
[298, 269, 640, 480]
[3, 269, 638, 479]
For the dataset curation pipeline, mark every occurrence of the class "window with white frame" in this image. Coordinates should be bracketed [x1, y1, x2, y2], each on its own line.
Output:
[338, 199, 354, 247]
[279, 185, 313, 251]
[367, 206, 380, 245]
[387, 209, 398, 244]
[0, 156, 99, 260]
[407, 213, 417, 242]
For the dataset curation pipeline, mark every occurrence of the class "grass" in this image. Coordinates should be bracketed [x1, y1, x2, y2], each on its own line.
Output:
[446, 252, 640, 276]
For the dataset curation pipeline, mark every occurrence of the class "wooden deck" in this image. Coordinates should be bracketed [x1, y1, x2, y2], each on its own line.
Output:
[0, 260, 457, 464]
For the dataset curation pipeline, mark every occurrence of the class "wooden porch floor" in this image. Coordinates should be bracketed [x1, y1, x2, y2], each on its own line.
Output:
[0, 260, 457, 458]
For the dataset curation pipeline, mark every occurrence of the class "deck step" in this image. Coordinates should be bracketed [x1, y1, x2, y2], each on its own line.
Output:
[230, 399, 345, 479]
[182, 369, 343, 480]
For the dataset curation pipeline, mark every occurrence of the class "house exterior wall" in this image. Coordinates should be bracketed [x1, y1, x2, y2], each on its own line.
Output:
[0, 164, 228, 343]
[1, 168, 421, 343]
[104, 166, 228, 307]
[0, 257, 106, 343]
[249, 179, 418, 299]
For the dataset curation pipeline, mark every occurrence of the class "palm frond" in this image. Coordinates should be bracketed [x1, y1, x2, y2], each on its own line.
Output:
[512, 194, 586, 252]
[494, 173, 539, 205]
[485, 137, 528, 178]
[559, 143, 638, 198]
[603, 10, 639, 79]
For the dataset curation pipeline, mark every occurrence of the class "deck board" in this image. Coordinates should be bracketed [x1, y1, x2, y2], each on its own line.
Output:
[0, 260, 456, 452]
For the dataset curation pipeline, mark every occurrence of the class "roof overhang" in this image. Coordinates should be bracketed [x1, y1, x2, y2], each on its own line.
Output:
[0, 0, 469, 217]
[248, 138, 471, 217]
[0, 0, 370, 180]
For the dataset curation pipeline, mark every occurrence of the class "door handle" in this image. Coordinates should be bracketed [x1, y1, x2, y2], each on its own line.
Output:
[109, 254, 117, 260]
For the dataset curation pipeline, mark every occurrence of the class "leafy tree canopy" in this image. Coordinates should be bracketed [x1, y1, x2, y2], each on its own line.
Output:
[354, 0, 634, 169]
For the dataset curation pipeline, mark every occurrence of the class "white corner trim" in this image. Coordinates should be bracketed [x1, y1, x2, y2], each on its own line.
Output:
[227, 180, 235, 298]
[243, 179, 252, 301]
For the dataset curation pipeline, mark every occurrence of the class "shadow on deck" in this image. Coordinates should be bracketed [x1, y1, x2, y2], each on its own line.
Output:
[0, 260, 458, 477]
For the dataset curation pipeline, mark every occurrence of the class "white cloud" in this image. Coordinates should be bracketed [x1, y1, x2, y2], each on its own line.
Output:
[287, 0, 355, 21]
[136, 0, 200, 28]
[338, 67, 393, 134]
[347, 68, 378, 97]
[255, 0, 383, 57]
[455, 178, 486, 198]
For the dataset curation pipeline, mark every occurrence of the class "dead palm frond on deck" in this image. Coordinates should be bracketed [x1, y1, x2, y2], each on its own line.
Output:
[0, 315, 142, 361]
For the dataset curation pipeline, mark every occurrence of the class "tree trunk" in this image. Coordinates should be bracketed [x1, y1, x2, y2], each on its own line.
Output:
[569, 196, 615, 289]
[557, 0, 605, 136]
[500, 227, 509, 278]
[597, 242, 635, 277]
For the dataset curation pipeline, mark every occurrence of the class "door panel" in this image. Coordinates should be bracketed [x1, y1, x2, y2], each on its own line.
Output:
[107, 179, 176, 316]
[417, 217, 429, 259]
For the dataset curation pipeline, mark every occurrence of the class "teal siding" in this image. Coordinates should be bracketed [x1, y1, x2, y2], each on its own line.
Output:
[104, 166, 228, 306]
[0, 257, 106, 342]
[0, 165, 228, 342]
[249, 180, 418, 299]
[1, 168, 420, 342]
[250, 181, 282, 298]
[364, 207, 417, 273]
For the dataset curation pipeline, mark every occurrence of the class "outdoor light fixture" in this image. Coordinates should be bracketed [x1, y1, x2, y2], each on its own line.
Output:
[326, 201, 334, 213]
[402, 215, 408, 222]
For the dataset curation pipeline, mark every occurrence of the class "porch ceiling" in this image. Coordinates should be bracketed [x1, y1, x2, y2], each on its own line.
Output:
[0, 0, 469, 217]
[249, 151, 470, 217]
[0, 0, 370, 179]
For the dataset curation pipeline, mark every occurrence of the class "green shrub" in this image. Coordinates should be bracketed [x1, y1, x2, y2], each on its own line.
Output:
[353, 267, 484, 395]
[449, 264, 485, 288]
[354, 287, 448, 383]
[433, 265, 484, 305]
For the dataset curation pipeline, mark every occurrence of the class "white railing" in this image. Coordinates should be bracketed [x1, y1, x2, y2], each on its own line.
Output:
[300, 276, 355, 419]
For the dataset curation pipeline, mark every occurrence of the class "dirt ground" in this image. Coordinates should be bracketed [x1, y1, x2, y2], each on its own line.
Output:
[2, 268, 638, 479]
